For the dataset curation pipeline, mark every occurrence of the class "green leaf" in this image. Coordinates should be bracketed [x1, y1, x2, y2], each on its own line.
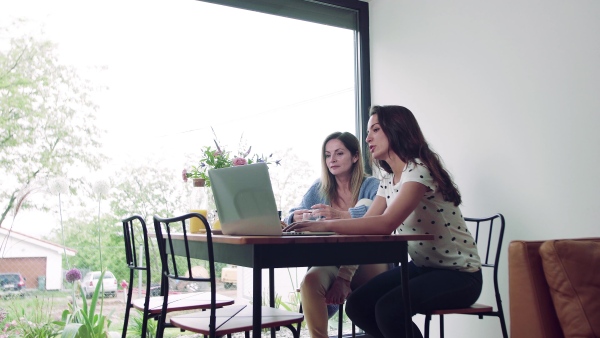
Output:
[88, 270, 106, 322]
[61, 323, 84, 338]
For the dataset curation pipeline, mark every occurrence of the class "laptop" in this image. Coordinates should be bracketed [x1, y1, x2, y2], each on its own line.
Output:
[208, 163, 335, 236]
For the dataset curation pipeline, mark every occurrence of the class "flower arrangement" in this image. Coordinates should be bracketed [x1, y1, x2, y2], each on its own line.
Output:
[183, 131, 280, 187]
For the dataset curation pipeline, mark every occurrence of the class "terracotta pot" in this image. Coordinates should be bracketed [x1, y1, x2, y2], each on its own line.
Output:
[192, 178, 206, 187]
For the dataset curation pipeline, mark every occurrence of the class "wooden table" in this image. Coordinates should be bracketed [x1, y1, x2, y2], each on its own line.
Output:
[166, 233, 433, 338]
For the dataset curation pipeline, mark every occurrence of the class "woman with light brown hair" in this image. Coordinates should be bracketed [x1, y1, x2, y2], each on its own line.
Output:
[286, 131, 387, 338]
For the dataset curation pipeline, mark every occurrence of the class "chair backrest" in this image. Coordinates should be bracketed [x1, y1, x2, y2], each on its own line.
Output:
[122, 215, 152, 296]
[153, 212, 218, 335]
[465, 213, 505, 307]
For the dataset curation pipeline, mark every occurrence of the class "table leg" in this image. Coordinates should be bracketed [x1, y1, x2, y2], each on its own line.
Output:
[400, 242, 413, 338]
[253, 266, 262, 337]
[270, 268, 276, 338]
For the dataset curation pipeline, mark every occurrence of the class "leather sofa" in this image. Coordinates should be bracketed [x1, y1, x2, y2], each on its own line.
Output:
[508, 238, 600, 338]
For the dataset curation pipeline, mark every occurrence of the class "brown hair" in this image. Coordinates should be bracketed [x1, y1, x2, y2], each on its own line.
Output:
[320, 132, 365, 207]
[370, 105, 462, 206]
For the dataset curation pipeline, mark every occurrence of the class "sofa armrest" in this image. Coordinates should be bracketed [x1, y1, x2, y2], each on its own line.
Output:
[509, 240, 563, 338]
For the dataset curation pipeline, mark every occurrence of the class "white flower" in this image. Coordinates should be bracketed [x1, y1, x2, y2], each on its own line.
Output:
[92, 179, 110, 197]
[48, 178, 69, 195]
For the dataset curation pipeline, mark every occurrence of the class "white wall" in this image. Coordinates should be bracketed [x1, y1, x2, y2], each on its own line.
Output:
[367, 1, 600, 337]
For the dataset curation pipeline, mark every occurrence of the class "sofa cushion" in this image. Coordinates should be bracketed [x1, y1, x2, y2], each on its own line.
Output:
[539, 239, 600, 338]
[509, 240, 563, 338]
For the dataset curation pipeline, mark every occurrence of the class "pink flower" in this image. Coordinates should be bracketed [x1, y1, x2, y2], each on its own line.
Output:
[232, 157, 247, 166]
[182, 169, 188, 182]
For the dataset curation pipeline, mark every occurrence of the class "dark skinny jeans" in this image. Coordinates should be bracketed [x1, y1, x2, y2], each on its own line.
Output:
[345, 262, 483, 338]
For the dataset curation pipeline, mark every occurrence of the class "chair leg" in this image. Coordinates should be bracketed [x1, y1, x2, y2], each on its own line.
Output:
[297, 301, 304, 332]
[141, 311, 150, 338]
[122, 304, 132, 338]
[122, 273, 135, 338]
[499, 312, 509, 338]
[439, 314, 444, 338]
[155, 315, 166, 338]
[424, 314, 431, 338]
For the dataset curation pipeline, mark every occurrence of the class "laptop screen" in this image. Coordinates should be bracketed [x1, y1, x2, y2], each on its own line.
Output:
[208, 163, 283, 236]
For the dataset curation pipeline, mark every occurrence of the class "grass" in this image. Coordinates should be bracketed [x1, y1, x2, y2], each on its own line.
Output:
[0, 286, 259, 337]
[0, 290, 127, 336]
[0, 290, 201, 337]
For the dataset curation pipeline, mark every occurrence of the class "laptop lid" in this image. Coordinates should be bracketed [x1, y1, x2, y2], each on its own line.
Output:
[208, 163, 283, 236]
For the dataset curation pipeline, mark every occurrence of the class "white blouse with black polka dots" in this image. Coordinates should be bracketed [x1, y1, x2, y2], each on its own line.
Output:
[377, 160, 481, 272]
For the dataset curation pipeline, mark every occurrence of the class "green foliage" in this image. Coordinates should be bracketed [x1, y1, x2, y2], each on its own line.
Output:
[45, 162, 228, 290]
[186, 145, 232, 186]
[183, 130, 280, 187]
[109, 163, 190, 283]
[110, 164, 187, 222]
[2, 297, 61, 338]
[54, 272, 113, 338]
[0, 20, 106, 227]
[127, 311, 157, 338]
[48, 214, 126, 279]
[278, 268, 306, 329]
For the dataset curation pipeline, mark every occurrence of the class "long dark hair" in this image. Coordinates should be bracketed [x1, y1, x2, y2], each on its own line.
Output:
[370, 105, 462, 206]
[320, 131, 365, 207]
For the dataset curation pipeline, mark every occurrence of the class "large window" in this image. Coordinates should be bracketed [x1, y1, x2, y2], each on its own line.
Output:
[3, 0, 371, 234]
[1, 0, 369, 334]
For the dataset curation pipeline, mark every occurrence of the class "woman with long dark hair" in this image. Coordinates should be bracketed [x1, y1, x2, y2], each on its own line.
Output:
[286, 106, 482, 338]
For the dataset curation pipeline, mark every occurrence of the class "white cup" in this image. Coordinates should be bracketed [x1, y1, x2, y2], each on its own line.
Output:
[302, 212, 320, 222]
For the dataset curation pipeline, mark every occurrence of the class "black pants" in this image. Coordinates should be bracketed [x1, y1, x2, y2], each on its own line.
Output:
[345, 262, 483, 338]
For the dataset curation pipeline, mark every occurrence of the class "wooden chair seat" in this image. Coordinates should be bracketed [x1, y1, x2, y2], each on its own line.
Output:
[132, 291, 235, 314]
[427, 303, 494, 315]
[170, 305, 304, 336]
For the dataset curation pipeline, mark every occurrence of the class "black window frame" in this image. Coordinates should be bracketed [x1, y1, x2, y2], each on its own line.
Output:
[196, 0, 372, 173]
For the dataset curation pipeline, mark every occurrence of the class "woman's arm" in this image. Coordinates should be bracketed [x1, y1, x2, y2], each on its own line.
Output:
[311, 177, 380, 220]
[285, 179, 324, 224]
[334, 181, 426, 234]
[285, 181, 427, 234]
[347, 176, 380, 218]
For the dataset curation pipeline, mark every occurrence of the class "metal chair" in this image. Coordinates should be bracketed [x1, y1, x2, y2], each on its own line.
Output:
[121, 214, 234, 338]
[421, 213, 508, 338]
[121, 215, 153, 338]
[154, 212, 304, 338]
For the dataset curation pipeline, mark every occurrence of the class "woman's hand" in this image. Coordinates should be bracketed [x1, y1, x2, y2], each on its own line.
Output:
[311, 203, 348, 220]
[325, 277, 352, 304]
[291, 209, 312, 223]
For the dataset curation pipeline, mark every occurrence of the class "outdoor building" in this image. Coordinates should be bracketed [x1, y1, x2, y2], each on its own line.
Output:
[0, 227, 76, 291]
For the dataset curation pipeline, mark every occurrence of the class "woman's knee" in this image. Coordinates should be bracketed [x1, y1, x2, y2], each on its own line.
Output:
[300, 270, 328, 296]
[352, 263, 390, 288]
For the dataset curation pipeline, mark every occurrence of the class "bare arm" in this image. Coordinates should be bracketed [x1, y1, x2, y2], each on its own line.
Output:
[285, 182, 427, 234]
